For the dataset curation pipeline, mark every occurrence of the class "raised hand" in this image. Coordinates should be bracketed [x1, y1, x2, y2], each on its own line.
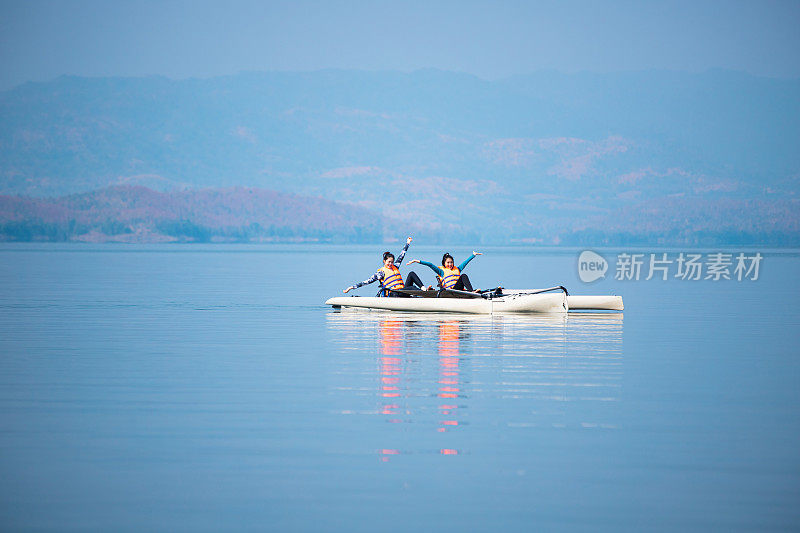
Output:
[406, 259, 420, 265]
[473, 251, 483, 256]
[406, 236, 413, 244]
[343, 286, 353, 294]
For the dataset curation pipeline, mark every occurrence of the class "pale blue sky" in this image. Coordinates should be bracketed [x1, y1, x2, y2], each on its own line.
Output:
[1, 0, 798, 89]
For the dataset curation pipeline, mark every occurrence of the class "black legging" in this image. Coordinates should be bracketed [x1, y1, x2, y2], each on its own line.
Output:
[404, 271, 425, 289]
[450, 274, 474, 292]
[384, 271, 426, 297]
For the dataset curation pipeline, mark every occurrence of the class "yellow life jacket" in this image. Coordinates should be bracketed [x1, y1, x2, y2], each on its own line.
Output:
[439, 266, 461, 289]
[378, 265, 404, 294]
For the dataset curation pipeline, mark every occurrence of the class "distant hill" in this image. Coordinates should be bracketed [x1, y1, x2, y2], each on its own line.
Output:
[0, 69, 798, 244]
[0, 185, 400, 243]
[0, 184, 796, 245]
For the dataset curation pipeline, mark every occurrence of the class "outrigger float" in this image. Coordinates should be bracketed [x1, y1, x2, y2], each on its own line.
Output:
[326, 286, 623, 315]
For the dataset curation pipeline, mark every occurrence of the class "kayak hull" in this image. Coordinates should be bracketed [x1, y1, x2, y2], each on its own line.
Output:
[567, 295, 624, 311]
[326, 292, 623, 314]
[326, 292, 569, 314]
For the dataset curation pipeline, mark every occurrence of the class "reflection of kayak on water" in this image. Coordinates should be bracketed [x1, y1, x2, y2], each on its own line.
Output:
[326, 286, 623, 314]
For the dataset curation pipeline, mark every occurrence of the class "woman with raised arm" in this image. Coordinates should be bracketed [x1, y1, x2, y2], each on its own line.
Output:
[343, 237, 429, 297]
[407, 251, 482, 292]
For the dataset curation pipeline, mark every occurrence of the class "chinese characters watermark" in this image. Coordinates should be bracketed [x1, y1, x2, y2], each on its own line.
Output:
[579, 251, 763, 282]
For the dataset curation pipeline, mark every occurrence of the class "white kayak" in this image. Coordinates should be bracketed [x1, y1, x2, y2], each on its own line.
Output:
[326, 288, 622, 314]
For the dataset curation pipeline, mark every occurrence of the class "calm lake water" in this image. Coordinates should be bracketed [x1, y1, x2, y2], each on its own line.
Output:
[0, 244, 798, 531]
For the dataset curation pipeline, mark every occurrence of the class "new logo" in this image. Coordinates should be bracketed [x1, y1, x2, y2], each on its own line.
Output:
[578, 250, 608, 283]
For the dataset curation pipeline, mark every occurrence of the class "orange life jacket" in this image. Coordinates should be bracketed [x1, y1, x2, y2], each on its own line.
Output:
[439, 266, 461, 289]
[378, 265, 404, 294]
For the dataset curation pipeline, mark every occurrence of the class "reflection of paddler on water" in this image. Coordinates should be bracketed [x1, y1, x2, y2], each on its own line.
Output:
[438, 321, 462, 434]
[379, 319, 403, 357]
[378, 320, 403, 402]
[407, 251, 482, 292]
[342, 236, 432, 297]
[375, 317, 465, 441]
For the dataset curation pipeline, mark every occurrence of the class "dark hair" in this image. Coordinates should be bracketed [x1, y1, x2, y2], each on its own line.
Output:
[441, 253, 454, 266]
[382, 251, 395, 262]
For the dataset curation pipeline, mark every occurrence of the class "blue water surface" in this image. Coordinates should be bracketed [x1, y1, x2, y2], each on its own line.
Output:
[0, 244, 798, 531]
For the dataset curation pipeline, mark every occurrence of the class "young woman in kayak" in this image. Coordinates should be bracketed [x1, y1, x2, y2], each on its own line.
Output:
[343, 236, 430, 296]
[407, 251, 482, 291]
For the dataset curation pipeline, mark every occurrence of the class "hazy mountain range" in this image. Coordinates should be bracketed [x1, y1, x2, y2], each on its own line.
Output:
[1, 69, 798, 244]
[0, 185, 396, 243]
